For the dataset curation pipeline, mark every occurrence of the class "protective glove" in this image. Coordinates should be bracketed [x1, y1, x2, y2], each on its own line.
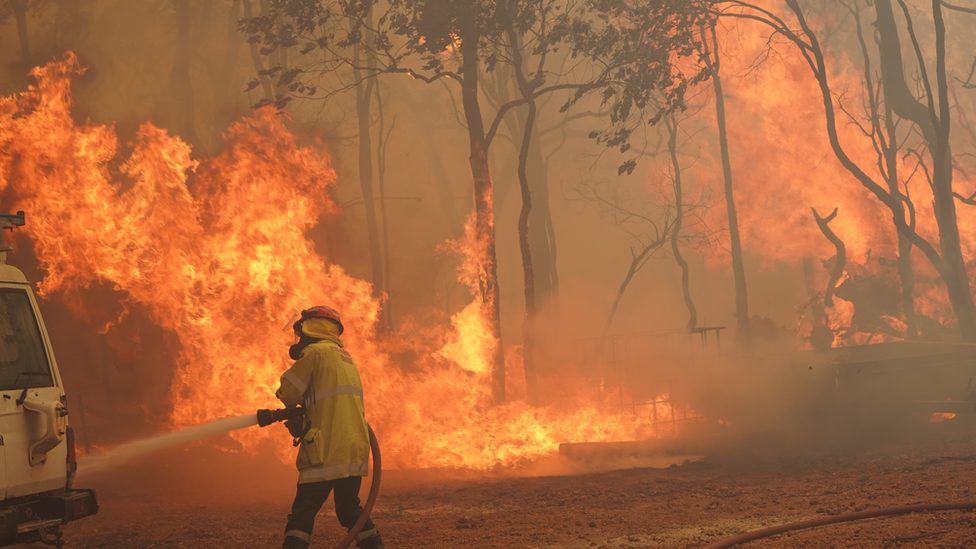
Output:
[284, 417, 304, 439]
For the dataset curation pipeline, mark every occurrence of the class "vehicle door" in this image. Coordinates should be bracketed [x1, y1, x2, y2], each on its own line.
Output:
[0, 284, 66, 498]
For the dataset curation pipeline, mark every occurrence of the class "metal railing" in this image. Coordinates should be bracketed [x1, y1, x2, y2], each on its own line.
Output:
[576, 328, 724, 435]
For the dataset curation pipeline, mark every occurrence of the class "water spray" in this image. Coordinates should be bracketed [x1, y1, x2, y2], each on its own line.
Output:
[79, 414, 260, 474]
[80, 407, 381, 549]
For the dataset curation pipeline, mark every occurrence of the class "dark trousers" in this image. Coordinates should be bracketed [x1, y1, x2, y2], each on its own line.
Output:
[285, 476, 379, 545]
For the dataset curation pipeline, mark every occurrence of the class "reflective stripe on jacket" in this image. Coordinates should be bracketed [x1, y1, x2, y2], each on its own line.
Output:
[276, 339, 370, 483]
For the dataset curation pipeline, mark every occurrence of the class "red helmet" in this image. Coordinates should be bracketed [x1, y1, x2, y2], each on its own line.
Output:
[296, 305, 344, 335]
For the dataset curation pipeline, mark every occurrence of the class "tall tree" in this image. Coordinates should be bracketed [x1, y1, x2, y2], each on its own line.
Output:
[505, 3, 564, 387]
[665, 113, 697, 331]
[458, 10, 507, 402]
[717, 0, 976, 341]
[243, 0, 709, 403]
[9, 0, 32, 67]
[352, 16, 387, 326]
[508, 27, 540, 406]
[171, 0, 199, 146]
[700, 19, 747, 341]
[843, 0, 918, 339]
[374, 84, 396, 330]
[210, 0, 245, 150]
[526, 118, 560, 322]
[479, 57, 559, 374]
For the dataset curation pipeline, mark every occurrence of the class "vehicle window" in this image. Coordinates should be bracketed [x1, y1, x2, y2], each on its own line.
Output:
[0, 289, 52, 391]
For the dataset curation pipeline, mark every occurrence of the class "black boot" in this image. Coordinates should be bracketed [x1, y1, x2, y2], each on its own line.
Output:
[283, 534, 310, 549]
[356, 529, 386, 549]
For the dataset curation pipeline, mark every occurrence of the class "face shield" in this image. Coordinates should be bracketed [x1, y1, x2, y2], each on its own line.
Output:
[282, 312, 301, 346]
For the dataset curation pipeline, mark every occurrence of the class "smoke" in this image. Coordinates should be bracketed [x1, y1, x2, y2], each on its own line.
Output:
[0, 0, 974, 471]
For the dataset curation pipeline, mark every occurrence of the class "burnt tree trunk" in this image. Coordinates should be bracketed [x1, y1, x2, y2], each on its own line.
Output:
[929, 1, 975, 340]
[353, 31, 386, 326]
[851, 0, 919, 339]
[171, 0, 199, 146]
[461, 24, 506, 404]
[242, 0, 273, 102]
[666, 114, 697, 331]
[483, 72, 521, 214]
[874, 0, 975, 340]
[812, 208, 846, 307]
[210, 0, 244, 150]
[782, 0, 976, 342]
[11, 0, 31, 67]
[527, 111, 560, 324]
[375, 84, 395, 331]
[705, 22, 749, 341]
[896, 220, 918, 338]
[483, 65, 559, 325]
[495, 67, 559, 323]
[510, 29, 539, 407]
[885, 103, 918, 339]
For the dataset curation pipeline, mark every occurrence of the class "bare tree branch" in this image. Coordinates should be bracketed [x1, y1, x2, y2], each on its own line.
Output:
[812, 207, 846, 307]
[941, 0, 976, 14]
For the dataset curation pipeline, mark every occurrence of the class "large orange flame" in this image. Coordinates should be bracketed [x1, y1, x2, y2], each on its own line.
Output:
[0, 53, 689, 470]
[695, 5, 976, 344]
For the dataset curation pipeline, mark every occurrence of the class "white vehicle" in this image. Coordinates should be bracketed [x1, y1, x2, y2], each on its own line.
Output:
[0, 212, 97, 548]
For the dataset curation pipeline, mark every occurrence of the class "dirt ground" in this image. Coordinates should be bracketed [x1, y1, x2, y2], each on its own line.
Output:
[36, 420, 976, 549]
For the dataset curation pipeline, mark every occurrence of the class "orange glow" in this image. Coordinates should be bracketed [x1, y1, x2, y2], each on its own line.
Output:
[696, 3, 976, 345]
[930, 413, 957, 423]
[634, 393, 699, 439]
[0, 53, 694, 471]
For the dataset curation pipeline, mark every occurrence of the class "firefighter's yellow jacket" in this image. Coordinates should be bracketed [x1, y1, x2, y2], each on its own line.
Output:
[276, 318, 370, 483]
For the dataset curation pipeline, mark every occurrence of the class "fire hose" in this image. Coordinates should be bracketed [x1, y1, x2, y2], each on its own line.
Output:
[257, 407, 382, 549]
[702, 501, 976, 549]
[253, 409, 975, 549]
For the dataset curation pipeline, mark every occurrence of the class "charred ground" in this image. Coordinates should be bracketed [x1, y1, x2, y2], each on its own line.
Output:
[47, 420, 976, 549]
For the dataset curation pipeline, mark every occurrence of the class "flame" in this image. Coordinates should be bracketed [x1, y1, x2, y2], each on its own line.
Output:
[0, 53, 693, 470]
[929, 412, 956, 423]
[707, 15, 896, 266]
[634, 393, 699, 439]
[695, 4, 976, 344]
[0, 52, 378, 435]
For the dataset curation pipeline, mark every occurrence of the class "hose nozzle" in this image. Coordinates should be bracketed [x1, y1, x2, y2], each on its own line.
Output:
[256, 406, 305, 427]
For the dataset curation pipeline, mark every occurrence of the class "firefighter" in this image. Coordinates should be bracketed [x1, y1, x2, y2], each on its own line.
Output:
[276, 305, 386, 549]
